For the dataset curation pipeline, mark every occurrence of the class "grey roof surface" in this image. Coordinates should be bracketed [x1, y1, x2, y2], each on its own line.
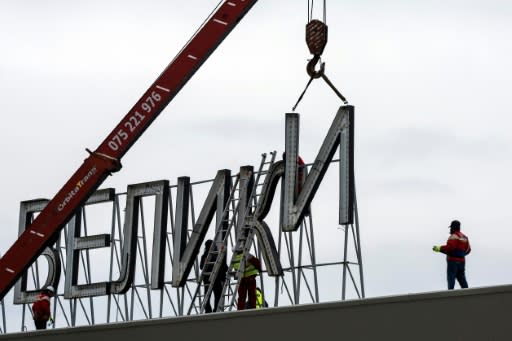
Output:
[2, 284, 512, 341]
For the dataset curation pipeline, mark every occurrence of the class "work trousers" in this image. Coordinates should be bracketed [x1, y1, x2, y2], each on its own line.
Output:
[204, 280, 224, 313]
[447, 260, 468, 290]
[237, 275, 257, 310]
[34, 320, 47, 330]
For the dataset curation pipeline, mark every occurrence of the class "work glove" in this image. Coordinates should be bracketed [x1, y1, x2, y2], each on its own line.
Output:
[432, 245, 441, 252]
[49, 316, 54, 324]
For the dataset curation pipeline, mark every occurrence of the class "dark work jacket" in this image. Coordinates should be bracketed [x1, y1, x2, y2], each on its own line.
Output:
[200, 249, 228, 283]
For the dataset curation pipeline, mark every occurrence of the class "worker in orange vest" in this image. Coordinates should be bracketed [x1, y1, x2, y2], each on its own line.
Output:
[32, 286, 55, 330]
[433, 220, 471, 290]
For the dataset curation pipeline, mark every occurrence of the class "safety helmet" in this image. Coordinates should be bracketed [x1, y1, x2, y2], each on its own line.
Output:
[45, 285, 55, 294]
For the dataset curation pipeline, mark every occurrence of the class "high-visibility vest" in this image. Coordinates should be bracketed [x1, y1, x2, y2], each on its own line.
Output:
[256, 288, 264, 308]
[233, 253, 259, 277]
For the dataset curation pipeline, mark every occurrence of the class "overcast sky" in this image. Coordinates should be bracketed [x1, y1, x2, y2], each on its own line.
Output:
[1, 0, 512, 330]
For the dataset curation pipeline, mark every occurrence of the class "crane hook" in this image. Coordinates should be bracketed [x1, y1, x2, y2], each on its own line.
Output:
[292, 14, 349, 111]
[305, 19, 328, 79]
[307, 55, 325, 79]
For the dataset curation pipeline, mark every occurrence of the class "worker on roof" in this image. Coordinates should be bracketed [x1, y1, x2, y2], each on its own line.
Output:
[245, 287, 269, 309]
[233, 251, 261, 310]
[200, 239, 228, 313]
[433, 220, 471, 290]
[255, 287, 268, 309]
[32, 285, 55, 330]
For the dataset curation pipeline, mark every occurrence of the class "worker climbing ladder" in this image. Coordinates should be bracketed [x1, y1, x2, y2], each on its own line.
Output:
[216, 152, 277, 312]
[186, 175, 239, 315]
[187, 152, 276, 314]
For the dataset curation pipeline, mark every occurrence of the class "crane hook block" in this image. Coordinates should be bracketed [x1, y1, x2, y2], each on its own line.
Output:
[306, 19, 328, 56]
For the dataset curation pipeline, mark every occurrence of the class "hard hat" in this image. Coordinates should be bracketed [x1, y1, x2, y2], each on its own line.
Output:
[45, 285, 55, 294]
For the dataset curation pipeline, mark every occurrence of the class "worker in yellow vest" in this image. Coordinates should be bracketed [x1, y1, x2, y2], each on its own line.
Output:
[233, 252, 261, 310]
[245, 287, 269, 309]
[255, 287, 268, 308]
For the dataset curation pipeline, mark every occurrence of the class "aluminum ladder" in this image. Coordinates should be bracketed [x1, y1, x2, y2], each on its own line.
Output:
[216, 152, 277, 312]
[187, 151, 276, 314]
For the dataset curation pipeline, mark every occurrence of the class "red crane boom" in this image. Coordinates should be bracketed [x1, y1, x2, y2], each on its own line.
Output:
[0, 0, 258, 300]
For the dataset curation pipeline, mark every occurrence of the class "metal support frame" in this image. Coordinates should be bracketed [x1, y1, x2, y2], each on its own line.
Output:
[341, 183, 365, 300]
[5, 155, 363, 333]
[275, 210, 320, 306]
